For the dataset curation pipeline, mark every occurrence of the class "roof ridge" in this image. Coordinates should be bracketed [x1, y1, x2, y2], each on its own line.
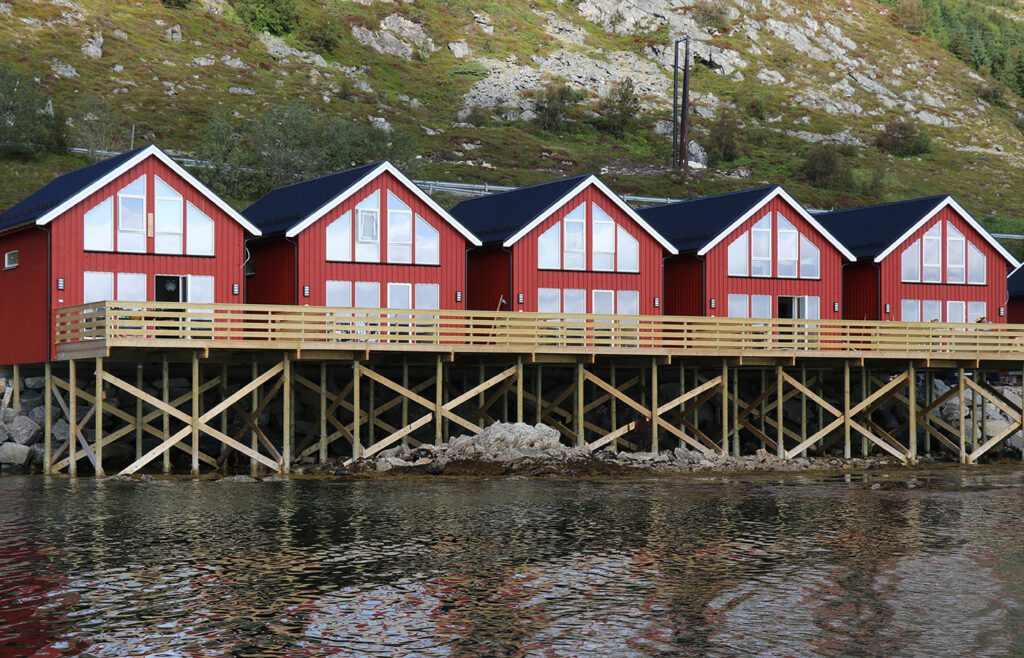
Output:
[816, 194, 948, 216]
[641, 184, 778, 211]
[258, 160, 385, 196]
[452, 173, 592, 207]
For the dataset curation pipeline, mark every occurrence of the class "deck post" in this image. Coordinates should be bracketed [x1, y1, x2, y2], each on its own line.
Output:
[401, 359, 409, 441]
[435, 355, 443, 445]
[732, 367, 740, 457]
[759, 368, 766, 449]
[368, 376, 376, 446]
[251, 359, 259, 476]
[843, 360, 851, 459]
[220, 363, 229, 440]
[191, 352, 200, 478]
[678, 364, 685, 433]
[610, 363, 617, 446]
[135, 364, 143, 462]
[1020, 361, 1023, 463]
[958, 367, 966, 464]
[319, 362, 328, 463]
[775, 364, 783, 459]
[43, 362, 52, 475]
[353, 360, 362, 459]
[972, 370, 980, 451]
[68, 360, 77, 478]
[516, 357, 524, 423]
[478, 361, 485, 418]
[95, 357, 104, 478]
[861, 366, 869, 457]
[925, 371, 933, 456]
[721, 359, 728, 456]
[282, 352, 291, 474]
[575, 362, 585, 447]
[800, 365, 807, 459]
[908, 361, 917, 461]
[12, 363, 19, 413]
[651, 358, 659, 453]
[162, 355, 170, 474]
[535, 365, 543, 425]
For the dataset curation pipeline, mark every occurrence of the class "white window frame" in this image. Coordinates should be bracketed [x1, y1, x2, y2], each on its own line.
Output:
[354, 281, 381, 309]
[592, 204, 615, 272]
[592, 289, 615, 316]
[153, 176, 183, 256]
[922, 300, 942, 323]
[387, 282, 412, 310]
[727, 293, 749, 318]
[563, 288, 586, 315]
[728, 231, 749, 277]
[947, 300, 966, 324]
[185, 202, 215, 257]
[922, 224, 942, 283]
[187, 275, 215, 303]
[616, 225, 639, 273]
[537, 287, 561, 313]
[946, 221, 965, 284]
[967, 242, 986, 285]
[355, 192, 381, 263]
[116, 175, 147, 254]
[616, 290, 640, 316]
[751, 214, 772, 278]
[538, 222, 561, 270]
[326, 280, 353, 308]
[799, 235, 820, 280]
[386, 191, 413, 264]
[414, 215, 440, 265]
[326, 211, 352, 262]
[414, 283, 440, 310]
[901, 299, 921, 323]
[776, 215, 798, 279]
[751, 294, 772, 319]
[563, 204, 586, 271]
[968, 301, 987, 323]
[116, 272, 147, 302]
[83, 271, 115, 304]
[3, 250, 18, 270]
[84, 197, 114, 252]
[901, 239, 921, 283]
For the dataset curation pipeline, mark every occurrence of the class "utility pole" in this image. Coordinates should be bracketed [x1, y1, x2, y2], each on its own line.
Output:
[680, 36, 692, 175]
[672, 40, 681, 169]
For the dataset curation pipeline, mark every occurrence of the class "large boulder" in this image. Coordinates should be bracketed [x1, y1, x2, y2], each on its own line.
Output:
[0, 442, 31, 466]
[8, 415, 41, 445]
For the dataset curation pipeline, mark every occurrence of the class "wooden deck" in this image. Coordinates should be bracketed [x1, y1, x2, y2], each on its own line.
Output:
[53, 301, 1024, 363]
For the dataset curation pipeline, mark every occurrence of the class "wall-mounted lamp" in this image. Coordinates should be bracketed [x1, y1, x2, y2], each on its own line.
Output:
[710, 298, 716, 310]
[654, 296, 660, 309]
[884, 303, 891, 314]
[57, 278, 65, 291]
[833, 301, 839, 312]
[518, 292, 524, 305]
[456, 291, 462, 303]
[232, 283, 240, 296]
[1000, 306, 1006, 317]
[303, 285, 310, 298]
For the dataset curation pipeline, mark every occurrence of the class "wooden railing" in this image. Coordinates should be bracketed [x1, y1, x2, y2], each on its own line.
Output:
[52, 301, 1024, 359]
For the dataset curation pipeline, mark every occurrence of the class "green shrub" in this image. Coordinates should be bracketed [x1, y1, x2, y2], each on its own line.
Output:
[598, 79, 640, 138]
[297, 9, 341, 53]
[874, 118, 931, 156]
[233, 0, 296, 35]
[532, 80, 586, 133]
[976, 80, 1006, 106]
[162, 0, 192, 8]
[452, 61, 489, 80]
[802, 143, 854, 190]
[0, 66, 66, 158]
[891, 0, 929, 35]
[74, 94, 131, 158]
[706, 109, 739, 166]
[691, 0, 731, 31]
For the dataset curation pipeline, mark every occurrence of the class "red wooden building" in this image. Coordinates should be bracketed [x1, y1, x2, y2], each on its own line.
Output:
[816, 196, 1018, 323]
[450, 175, 677, 315]
[243, 161, 480, 310]
[638, 186, 854, 320]
[0, 145, 260, 365]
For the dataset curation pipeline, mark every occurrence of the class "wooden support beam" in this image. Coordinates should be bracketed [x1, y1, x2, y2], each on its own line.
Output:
[95, 357, 104, 478]
[12, 364, 19, 413]
[134, 364, 144, 463]
[843, 360, 851, 459]
[191, 353, 200, 478]
[651, 358, 659, 453]
[251, 359, 259, 476]
[799, 365, 807, 459]
[435, 356, 443, 445]
[535, 365, 542, 425]
[776, 365, 783, 459]
[319, 362, 328, 463]
[908, 361, 916, 461]
[732, 367, 740, 457]
[721, 359, 728, 456]
[610, 363, 617, 448]
[402, 359, 409, 445]
[516, 357, 524, 423]
[861, 366, 869, 457]
[575, 363, 585, 447]
[69, 360, 77, 477]
[44, 362, 52, 476]
[958, 367, 966, 464]
[353, 360, 362, 459]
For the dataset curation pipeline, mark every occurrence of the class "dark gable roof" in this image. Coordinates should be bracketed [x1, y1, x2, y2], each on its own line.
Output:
[1009, 267, 1024, 298]
[0, 145, 149, 233]
[242, 161, 383, 236]
[814, 195, 947, 261]
[449, 174, 591, 245]
[636, 185, 777, 253]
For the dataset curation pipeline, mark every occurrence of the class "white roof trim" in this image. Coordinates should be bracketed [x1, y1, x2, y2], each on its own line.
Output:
[500, 175, 678, 254]
[873, 196, 1020, 268]
[34, 144, 262, 236]
[283, 161, 481, 245]
[696, 186, 856, 261]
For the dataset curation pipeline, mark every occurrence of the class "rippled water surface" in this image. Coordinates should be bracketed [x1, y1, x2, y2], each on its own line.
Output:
[3, 470, 1024, 657]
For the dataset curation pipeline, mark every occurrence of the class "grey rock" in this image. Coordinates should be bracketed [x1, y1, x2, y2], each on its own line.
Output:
[165, 23, 182, 43]
[228, 86, 254, 95]
[220, 54, 248, 69]
[0, 424, 8, 444]
[51, 60, 78, 78]
[8, 416, 41, 446]
[24, 377, 45, 390]
[52, 418, 70, 442]
[218, 474, 258, 483]
[353, 14, 436, 61]
[81, 31, 103, 58]
[448, 41, 470, 59]
[192, 56, 215, 66]
[473, 11, 494, 34]
[375, 458, 393, 472]
[0, 442, 31, 466]
[385, 457, 410, 468]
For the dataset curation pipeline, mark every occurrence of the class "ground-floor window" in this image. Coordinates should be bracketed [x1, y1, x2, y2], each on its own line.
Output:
[328, 280, 441, 310]
[537, 287, 640, 314]
[727, 294, 819, 319]
[900, 299, 986, 323]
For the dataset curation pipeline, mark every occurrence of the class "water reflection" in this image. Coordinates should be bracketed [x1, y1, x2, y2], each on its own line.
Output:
[1, 470, 1023, 656]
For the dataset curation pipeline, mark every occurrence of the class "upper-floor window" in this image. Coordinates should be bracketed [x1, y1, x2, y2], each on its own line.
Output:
[538, 222, 561, 269]
[3, 250, 18, 269]
[537, 201, 640, 273]
[117, 176, 146, 253]
[387, 192, 413, 264]
[728, 212, 819, 279]
[84, 197, 114, 251]
[186, 203, 214, 256]
[415, 216, 440, 265]
[616, 226, 639, 272]
[592, 205, 615, 271]
[326, 211, 352, 261]
[355, 191, 380, 262]
[901, 220, 986, 285]
[154, 177, 183, 255]
[563, 204, 586, 270]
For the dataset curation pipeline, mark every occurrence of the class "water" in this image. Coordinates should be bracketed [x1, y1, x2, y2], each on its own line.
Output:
[2, 470, 1024, 657]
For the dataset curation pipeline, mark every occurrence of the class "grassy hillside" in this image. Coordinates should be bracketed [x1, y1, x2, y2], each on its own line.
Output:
[2, 0, 1024, 240]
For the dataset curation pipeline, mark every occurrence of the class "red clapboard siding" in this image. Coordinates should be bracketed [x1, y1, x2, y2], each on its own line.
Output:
[878, 205, 1010, 322]
[509, 184, 664, 313]
[467, 246, 511, 311]
[702, 195, 845, 318]
[842, 262, 880, 321]
[247, 237, 296, 305]
[0, 227, 50, 364]
[294, 171, 468, 309]
[663, 254, 703, 316]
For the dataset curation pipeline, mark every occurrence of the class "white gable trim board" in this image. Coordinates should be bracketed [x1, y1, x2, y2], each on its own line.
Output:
[872, 196, 1020, 268]
[283, 161, 482, 246]
[500, 175, 679, 255]
[696, 186, 856, 262]
[33, 145, 262, 236]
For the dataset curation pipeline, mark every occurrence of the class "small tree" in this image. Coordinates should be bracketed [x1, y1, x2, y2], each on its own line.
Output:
[802, 144, 854, 190]
[691, 0, 731, 31]
[532, 80, 585, 133]
[875, 118, 930, 156]
[0, 66, 65, 158]
[234, 0, 296, 35]
[706, 110, 739, 166]
[891, 0, 929, 35]
[297, 9, 341, 53]
[74, 95, 131, 159]
[598, 79, 640, 138]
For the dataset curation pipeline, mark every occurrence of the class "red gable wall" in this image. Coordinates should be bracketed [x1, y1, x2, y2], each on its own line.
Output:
[0, 227, 50, 364]
[508, 183, 665, 314]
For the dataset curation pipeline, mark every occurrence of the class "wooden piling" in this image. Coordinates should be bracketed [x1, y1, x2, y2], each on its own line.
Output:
[162, 355, 170, 474]
[800, 365, 807, 459]
[732, 367, 740, 457]
[516, 357, 524, 423]
[353, 360, 362, 459]
[861, 366, 868, 457]
[319, 362, 328, 463]
[135, 364, 143, 462]
[282, 352, 291, 474]
[759, 368, 766, 450]
[775, 364, 783, 459]
[843, 360, 851, 459]
[434, 356, 443, 445]
[651, 358, 659, 453]
[721, 359, 728, 456]
[575, 362, 584, 447]
[925, 371, 933, 456]
[535, 365, 543, 425]
[251, 358, 259, 476]
[43, 362, 51, 475]
[191, 352, 199, 478]
[908, 361, 916, 460]
[402, 359, 410, 442]
[610, 363, 617, 446]
[368, 376, 376, 446]
[12, 363, 19, 413]
[95, 357, 104, 478]
[958, 366, 966, 464]
[68, 360, 77, 478]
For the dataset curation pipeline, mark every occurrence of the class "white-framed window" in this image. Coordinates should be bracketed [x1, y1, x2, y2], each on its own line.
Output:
[538, 287, 560, 313]
[415, 283, 439, 310]
[922, 224, 941, 283]
[326, 211, 352, 262]
[387, 192, 413, 264]
[968, 243, 986, 285]
[922, 300, 941, 322]
[83, 271, 114, 303]
[116, 273, 146, 301]
[326, 280, 352, 307]
[901, 240, 921, 283]
[901, 299, 921, 323]
[751, 214, 772, 277]
[188, 275, 214, 303]
[186, 203, 214, 256]
[592, 204, 615, 272]
[777, 215, 798, 278]
[727, 294, 748, 318]
[355, 191, 381, 263]
[563, 204, 586, 270]
[538, 223, 561, 270]
[946, 221, 965, 284]
[617, 290, 640, 316]
[751, 294, 772, 319]
[563, 288, 586, 314]
[616, 226, 639, 273]
[117, 175, 146, 253]
[728, 231, 749, 277]
[592, 289, 614, 316]
[947, 300, 966, 324]
[354, 281, 380, 308]
[799, 235, 820, 279]
[415, 216, 440, 265]
[84, 197, 114, 252]
[154, 177, 183, 255]
[387, 282, 412, 310]
[3, 250, 18, 269]
[968, 301, 987, 323]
